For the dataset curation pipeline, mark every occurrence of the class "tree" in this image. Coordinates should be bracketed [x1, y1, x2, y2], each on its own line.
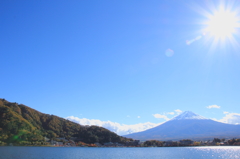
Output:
[213, 138, 221, 143]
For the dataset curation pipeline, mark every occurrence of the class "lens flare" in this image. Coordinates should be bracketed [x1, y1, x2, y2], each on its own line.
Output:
[165, 49, 174, 57]
[186, 35, 202, 45]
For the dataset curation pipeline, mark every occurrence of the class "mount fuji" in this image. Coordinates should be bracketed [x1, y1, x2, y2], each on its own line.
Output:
[124, 111, 240, 141]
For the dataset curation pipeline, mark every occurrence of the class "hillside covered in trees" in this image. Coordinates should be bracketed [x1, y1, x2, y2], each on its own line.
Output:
[0, 98, 132, 145]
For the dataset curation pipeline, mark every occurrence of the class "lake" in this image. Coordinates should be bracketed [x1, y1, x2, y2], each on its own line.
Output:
[0, 146, 240, 159]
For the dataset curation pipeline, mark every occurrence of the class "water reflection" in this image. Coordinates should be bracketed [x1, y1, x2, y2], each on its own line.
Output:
[1, 146, 240, 159]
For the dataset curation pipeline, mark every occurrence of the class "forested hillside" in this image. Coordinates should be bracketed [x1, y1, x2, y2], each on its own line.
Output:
[0, 98, 132, 145]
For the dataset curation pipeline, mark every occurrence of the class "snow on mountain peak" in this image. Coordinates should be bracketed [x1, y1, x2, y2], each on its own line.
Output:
[171, 111, 207, 120]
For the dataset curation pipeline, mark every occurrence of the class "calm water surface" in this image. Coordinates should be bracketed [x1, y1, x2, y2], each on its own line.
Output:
[0, 146, 240, 159]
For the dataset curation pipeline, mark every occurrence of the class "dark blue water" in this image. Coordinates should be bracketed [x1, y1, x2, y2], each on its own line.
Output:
[0, 146, 240, 159]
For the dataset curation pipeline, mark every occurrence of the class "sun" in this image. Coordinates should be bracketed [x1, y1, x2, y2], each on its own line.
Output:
[187, 3, 240, 51]
[205, 7, 239, 39]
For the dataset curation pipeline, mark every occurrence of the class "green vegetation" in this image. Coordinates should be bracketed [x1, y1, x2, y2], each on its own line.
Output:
[0, 98, 132, 146]
[228, 138, 240, 145]
[142, 140, 163, 147]
[141, 138, 240, 147]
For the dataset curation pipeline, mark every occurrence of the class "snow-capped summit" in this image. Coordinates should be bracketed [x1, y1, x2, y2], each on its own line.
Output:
[171, 111, 207, 120]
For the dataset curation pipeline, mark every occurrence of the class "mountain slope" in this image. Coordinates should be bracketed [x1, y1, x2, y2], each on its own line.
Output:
[124, 111, 240, 141]
[0, 98, 132, 144]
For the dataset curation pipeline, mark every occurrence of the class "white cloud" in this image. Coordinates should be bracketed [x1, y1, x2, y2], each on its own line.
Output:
[153, 114, 169, 121]
[152, 110, 182, 121]
[137, 116, 140, 118]
[218, 113, 240, 125]
[223, 111, 229, 114]
[206, 105, 221, 109]
[66, 116, 161, 135]
[174, 109, 182, 114]
[167, 112, 175, 115]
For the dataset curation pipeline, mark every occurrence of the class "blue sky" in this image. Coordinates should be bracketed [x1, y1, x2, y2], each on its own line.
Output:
[1, 0, 240, 135]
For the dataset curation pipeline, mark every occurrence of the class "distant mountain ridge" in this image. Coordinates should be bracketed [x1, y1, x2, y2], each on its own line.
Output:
[0, 98, 132, 144]
[124, 111, 240, 141]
